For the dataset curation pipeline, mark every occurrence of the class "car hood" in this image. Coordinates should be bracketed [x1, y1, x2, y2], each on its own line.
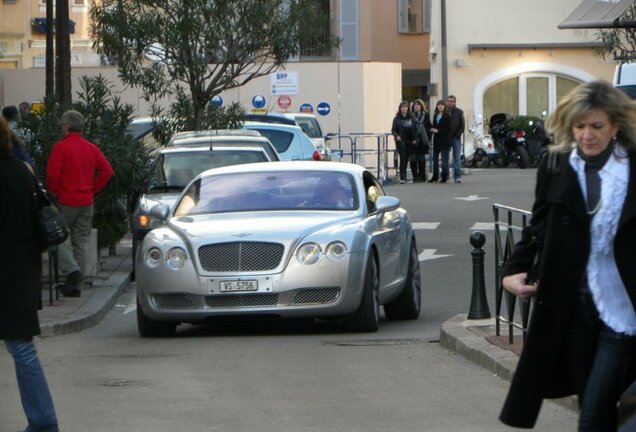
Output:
[169, 211, 359, 245]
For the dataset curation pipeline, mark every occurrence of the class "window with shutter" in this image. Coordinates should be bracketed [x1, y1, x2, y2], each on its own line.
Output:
[339, 0, 358, 60]
[398, 0, 430, 34]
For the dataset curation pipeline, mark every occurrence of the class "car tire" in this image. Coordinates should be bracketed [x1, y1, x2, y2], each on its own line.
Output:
[137, 298, 177, 337]
[345, 253, 380, 333]
[384, 240, 422, 320]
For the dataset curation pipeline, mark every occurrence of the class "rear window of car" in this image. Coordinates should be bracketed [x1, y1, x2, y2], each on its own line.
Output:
[294, 118, 322, 138]
[250, 129, 294, 153]
[152, 150, 269, 188]
[174, 171, 359, 215]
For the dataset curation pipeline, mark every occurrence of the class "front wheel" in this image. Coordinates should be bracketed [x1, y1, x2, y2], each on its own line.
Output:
[345, 254, 380, 333]
[384, 240, 421, 320]
[137, 298, 177, 337]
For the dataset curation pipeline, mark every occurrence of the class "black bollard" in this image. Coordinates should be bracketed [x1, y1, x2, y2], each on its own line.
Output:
[468, 231, 491, 319]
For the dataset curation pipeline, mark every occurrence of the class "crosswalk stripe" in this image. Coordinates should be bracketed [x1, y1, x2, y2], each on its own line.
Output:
[470, 222, 495, 230]
[412, 222, 440, 230]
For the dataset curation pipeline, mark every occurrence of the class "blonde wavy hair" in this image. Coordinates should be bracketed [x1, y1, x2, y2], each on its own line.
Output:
[546, 80, 636, 153]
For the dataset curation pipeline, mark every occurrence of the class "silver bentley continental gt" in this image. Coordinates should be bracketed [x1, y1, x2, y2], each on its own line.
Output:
[135, 161, 421, 336]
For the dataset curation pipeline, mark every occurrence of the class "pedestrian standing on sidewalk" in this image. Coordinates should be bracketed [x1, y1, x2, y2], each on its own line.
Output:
[410, 99, 431, 182]
[500, 80, 636, 431]
[446, 95, 465, 183]
[46, 110, 114, 297]
[428, 99, 451, 183]
[391, 101, 416, 184]
[0, 117, 59, 432]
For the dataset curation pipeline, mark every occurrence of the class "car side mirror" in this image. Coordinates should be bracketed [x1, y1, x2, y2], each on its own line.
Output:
[375, 196, 400, 213]
[149, 203, 170, 221]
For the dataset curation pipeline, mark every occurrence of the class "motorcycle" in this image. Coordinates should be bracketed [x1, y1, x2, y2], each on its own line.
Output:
[464, 121, 496, 168]
[525, 117, 552, 167]
[489, 113, 531, 168]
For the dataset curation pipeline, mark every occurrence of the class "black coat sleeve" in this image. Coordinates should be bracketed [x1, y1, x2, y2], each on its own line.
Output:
[502, 154, 553, 277]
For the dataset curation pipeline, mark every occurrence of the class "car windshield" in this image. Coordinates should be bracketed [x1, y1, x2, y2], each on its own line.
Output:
[150, 150, 269, 189]
[174, 170, 359, 215]
[295, 118, 322, 138]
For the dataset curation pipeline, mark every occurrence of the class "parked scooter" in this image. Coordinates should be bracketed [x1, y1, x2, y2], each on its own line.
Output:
[525, 116, 552, 167]
[489, 113, 530, 168]
[464, 122, 496, 168]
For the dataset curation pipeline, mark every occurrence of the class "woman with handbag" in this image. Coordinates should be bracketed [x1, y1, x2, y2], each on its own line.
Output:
[500, 80, 636, 431]
[429, 99, 451, 183]
[391, 100, 416, 184]
[0, 117, 59, 432]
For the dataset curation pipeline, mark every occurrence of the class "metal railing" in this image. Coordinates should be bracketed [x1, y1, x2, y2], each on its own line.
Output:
[493, 204, 533, 343]
[326, 132, 396, 184]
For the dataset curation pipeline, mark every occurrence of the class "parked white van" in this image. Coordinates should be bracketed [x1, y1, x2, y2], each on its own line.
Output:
[614, 62, 636, 99]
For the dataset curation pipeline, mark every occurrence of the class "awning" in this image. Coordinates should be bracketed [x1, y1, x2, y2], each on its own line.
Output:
[559, 0, 636, 29]
[31, 18, 76, 34]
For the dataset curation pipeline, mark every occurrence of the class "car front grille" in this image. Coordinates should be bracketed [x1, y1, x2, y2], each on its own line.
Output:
[291, 288, 341, 305]
[198, 242, 285, 272]
[204, 294, 279, 308]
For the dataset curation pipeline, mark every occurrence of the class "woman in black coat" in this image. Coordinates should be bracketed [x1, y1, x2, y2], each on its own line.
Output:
[410, 99, 431, 182]
[0, 118, 59, 431]
[391, 100, 416, 184]
[501, 80, 636, 431]
[429, 99, 451, 183]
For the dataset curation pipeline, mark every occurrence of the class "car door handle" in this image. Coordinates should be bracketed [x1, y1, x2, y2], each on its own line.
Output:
[291, 156, 301, 160]
[391, 219, 401, 227]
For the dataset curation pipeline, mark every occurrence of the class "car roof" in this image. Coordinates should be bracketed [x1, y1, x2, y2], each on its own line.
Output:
[169, 129, 263, 146]
[198, 160, 365, 177]
[242, 121, 305, 133]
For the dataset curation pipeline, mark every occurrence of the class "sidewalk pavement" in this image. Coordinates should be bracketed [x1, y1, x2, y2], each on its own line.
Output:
[440, 314, 578, 412]
[38, 237, 132, 337]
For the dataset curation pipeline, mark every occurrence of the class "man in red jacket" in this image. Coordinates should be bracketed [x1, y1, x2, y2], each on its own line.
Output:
[46, 110, 114, 297]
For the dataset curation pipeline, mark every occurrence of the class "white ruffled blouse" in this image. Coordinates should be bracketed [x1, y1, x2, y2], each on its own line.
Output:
[570, 145, 636, 335]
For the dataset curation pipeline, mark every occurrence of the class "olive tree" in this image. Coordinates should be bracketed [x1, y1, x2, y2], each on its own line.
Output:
[594, 4, 636, 60]
[90, 0, 338, 130]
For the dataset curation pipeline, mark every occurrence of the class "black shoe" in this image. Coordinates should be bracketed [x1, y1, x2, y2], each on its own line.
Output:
[66, 270, 83, 285]
[428, 179, 437, 183]
[63, 289, 81, 298]
[440, 179, 447, 183]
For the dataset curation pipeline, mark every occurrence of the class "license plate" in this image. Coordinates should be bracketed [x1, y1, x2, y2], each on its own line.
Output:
[516, 137, 525, 143]
[219, 280, 258, 292]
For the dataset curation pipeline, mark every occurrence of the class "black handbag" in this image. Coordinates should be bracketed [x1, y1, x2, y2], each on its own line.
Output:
[31, 176, 69, 248]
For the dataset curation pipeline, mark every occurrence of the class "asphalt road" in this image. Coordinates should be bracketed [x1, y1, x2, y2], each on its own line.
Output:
[0, 167, 578, 432]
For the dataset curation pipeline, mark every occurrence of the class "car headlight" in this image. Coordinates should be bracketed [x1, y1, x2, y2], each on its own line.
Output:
[297, 242, 322, 265]
[165, 247, 187, 270]
[137, 214, 163, 230]
[145, 247, 162, 268]
[325, 242, 347, 260]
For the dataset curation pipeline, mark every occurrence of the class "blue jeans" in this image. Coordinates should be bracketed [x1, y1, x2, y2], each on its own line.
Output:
[451, 137, 462, 180]
[5, 339, 58, 432]
[563, 292, 635, 432]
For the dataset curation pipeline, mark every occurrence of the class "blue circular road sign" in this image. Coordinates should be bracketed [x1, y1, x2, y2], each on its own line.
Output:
[211, 95, 223, 107]
[299, 103, 313, 113]
[317, 102, 331, 116]
[252, 95, 266, 109]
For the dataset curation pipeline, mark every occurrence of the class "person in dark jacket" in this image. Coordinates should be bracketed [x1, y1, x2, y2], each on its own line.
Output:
[501, 80, 636, 431]
[2, 105, 35, 168]
[410, 99, 431, 182]
[391, 100, 416, 184]
[429, 99, 451, 183]
[0, 117, 59, 432]
[446, 95, 465, 183]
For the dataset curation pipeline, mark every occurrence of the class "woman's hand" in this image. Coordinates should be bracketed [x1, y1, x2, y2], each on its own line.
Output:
[431, 128, 438, 133]
[502, 273, 538, 300]
[395, 136, 402, 141]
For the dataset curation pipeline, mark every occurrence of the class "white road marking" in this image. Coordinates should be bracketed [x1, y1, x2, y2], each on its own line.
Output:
[418, 249, 453, 261]
[470, 222, 495, 230]
[454, 195, 490, 201]
[123, 302, 137, 315]
[412, 222, 440, 230]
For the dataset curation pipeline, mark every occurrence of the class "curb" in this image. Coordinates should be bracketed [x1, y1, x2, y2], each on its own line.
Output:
[439, 314, 518, 381]
[39, 263, 131, 338]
